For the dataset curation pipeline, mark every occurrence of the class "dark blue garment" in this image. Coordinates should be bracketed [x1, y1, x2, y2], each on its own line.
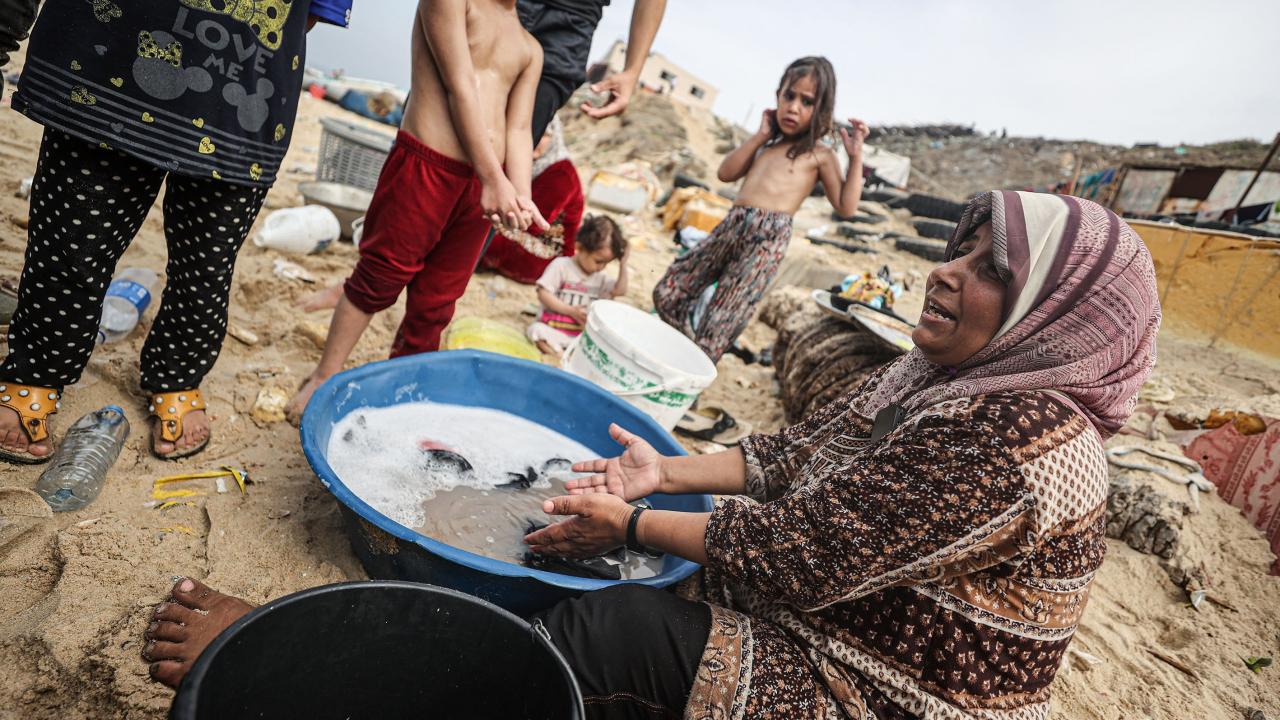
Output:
[13, 0, 346, 186]
[310, 0, 352, 27]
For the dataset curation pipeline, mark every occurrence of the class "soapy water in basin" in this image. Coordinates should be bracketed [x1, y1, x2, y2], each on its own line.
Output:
[327, 402, 661, 579]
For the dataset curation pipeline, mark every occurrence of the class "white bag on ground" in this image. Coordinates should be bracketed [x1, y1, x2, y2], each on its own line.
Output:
[253, 206, 341, 255]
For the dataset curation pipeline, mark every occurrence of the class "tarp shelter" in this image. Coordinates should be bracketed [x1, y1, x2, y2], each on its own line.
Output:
[1201, 170, 1280, 215]
[1130, 219, 1280, 359]
[836, 144, 911, 189]
[1111, 163, 1280, 219]
[1113, 169, 1176, 215]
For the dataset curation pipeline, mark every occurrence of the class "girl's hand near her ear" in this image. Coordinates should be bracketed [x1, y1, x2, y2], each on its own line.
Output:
[840, 118, 869, 157]
[757, 109, 777, 139]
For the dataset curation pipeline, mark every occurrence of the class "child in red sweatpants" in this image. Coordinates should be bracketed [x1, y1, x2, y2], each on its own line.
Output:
[343, 133, 491, 358]
[286, 0, 546, 423]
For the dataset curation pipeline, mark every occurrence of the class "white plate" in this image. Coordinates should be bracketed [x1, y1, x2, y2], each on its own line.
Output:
[810, 289, 915, 354]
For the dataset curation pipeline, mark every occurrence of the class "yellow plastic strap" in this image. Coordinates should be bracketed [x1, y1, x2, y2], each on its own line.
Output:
[157, 525, 195, 535]
[151, 466, 247, 500]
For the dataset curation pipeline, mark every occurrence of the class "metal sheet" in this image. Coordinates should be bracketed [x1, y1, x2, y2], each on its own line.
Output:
[1115, 169, 1176, 215]
[1202, 170, 1280, 212]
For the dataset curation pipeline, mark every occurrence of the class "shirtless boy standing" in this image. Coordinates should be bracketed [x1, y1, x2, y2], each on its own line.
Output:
[285, 0, 546, 420]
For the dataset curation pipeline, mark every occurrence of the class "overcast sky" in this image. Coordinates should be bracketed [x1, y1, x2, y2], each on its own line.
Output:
[307, 0, 1279, 146]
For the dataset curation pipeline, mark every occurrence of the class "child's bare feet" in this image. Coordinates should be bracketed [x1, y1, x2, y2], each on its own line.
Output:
[143, 577, 256, 688]
[285, 372, 332, 426]
[151, 410, 211, 457]
[297, 282, 344, 313]
[0, 406, 53, 459]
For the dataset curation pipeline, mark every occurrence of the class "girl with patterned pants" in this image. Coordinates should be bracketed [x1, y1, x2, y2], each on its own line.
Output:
[653, 57, 869, 362]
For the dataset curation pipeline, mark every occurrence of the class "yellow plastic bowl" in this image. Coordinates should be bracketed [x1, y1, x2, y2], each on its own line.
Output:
[441, 317, 542, 362]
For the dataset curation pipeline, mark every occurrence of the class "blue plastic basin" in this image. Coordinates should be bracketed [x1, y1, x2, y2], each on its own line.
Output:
[300, 350, 711, 616]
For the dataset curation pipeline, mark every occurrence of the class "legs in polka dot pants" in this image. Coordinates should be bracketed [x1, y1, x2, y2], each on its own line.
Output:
[0, 128, 266, 458]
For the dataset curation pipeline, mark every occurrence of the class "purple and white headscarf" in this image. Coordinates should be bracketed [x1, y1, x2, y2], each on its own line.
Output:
[852, 191, 1161, 439]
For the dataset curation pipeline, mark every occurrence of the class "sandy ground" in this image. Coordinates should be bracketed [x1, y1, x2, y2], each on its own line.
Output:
[2, 62, 1279, 717]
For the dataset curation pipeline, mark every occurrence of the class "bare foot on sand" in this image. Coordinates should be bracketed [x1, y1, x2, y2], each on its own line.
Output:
[284, 372, 331, 426]
[0, 405, 53, 461]
[297, 282, 344, 313]
[143, 577, 256, 688]
[151, 410, 210, 458]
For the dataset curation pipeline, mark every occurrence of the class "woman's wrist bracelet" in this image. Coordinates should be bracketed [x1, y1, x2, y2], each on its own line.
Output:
[626, 505, 647, 552]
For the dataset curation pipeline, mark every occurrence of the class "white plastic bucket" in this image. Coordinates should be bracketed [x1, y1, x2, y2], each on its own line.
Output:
[562, 300, 717, 431]
[253, 205, 341, 255]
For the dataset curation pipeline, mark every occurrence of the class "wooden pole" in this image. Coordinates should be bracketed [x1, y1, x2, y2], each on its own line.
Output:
[1067, 156, 1083, 196]
[1230, 131, 1280, 221]
[1105, 166, 1130, 211]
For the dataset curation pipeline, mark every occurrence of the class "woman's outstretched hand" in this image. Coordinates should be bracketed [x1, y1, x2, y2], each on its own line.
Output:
[523, 494, 632, 559]
[565, 423, 664, 501]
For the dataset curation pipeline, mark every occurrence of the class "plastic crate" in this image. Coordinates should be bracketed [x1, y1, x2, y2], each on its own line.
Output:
[316, 117, 395, 192]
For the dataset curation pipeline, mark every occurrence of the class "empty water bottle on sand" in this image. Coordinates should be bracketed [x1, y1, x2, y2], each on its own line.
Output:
[98, 267, 158, 344]
[35, 405, 130, 512]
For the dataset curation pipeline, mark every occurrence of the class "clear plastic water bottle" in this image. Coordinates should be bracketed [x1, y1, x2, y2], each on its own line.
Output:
[98, 267, 158, 344]
[35, 405, 130, 512]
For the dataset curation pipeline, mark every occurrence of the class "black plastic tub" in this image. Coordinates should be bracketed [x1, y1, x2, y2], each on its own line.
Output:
[169, 581, 583, 720]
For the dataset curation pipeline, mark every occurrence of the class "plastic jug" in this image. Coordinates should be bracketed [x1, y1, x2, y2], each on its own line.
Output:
[253, 206, 341, 255]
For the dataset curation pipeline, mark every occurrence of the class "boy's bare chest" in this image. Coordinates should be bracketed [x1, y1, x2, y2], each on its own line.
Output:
[465, 8, 526, 81]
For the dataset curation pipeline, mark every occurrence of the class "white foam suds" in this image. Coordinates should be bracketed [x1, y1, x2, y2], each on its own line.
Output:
[326, 402, 595, 529]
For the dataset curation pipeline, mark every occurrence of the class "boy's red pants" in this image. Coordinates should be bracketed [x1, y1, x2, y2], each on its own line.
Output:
[343, 131, 490, 357]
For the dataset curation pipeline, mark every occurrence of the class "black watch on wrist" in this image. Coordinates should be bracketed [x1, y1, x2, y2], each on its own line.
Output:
[625, 505, 647, 553]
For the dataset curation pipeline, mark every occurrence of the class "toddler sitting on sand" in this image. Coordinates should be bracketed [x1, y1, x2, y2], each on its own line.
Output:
[528, 216, 629, 357]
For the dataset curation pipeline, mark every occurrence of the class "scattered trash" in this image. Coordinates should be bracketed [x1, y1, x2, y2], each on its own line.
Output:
[295, 319, 329, 348]
[97, 267, 159, 345]
[227, 325, 259, 346]
[1202, 409, 1267, 436]
[587, 170, 648, 214]
[351, 215, 365, 246]
[674, 224, 710, 251]
[254, 205, 340, 255]
[16, 176, 32, 200]
[35, 406, 130, 512]
[1138, 377, 1177, 404]
[1187, 588, 1207, 611]
[1244, 656, 1273, 674]
[485, 276, 507, 300]
[272, 258, 316, 284]
[267, 508, 292, 520]
[1146, 647, 1198, 679]
[661, 187, 731, 233]
[1106, 445, 1213, 511]
[151, 467, 248, 504]
[1068, 647, 1103, 670]
[440, 317, 541, 362]
[251, 386, 290, 423]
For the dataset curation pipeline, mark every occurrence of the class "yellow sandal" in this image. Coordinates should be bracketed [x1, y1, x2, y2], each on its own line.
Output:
[148, 389, 210, 460]
[0, 383, 60, 465]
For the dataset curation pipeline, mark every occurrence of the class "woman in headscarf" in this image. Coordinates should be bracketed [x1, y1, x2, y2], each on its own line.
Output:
[141, 191, 1158, 712]
[478, 116, 584, 284]
[522, 190, 1161, 718]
